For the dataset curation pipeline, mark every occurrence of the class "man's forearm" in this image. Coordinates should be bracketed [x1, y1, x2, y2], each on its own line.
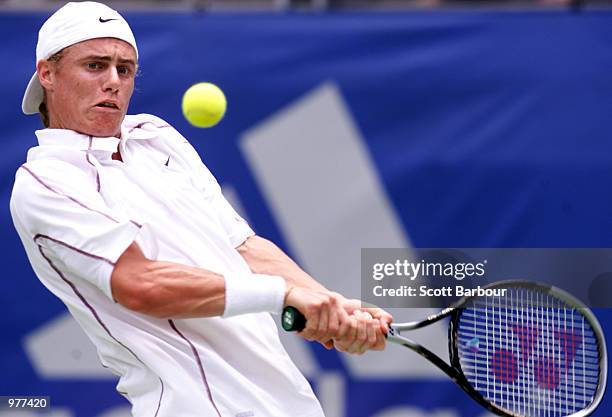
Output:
[236, 235, 327, 292]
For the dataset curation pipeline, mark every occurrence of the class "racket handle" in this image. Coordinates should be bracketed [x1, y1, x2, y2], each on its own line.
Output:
[282, 306, 306, 332]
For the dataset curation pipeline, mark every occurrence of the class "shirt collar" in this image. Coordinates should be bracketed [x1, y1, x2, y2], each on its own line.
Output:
[36, 129, 119, 151]
[34, 125, 132, 160]
[33, 120, 162, 160]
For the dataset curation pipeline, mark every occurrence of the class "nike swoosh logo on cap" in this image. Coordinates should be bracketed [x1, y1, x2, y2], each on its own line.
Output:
[99, 17, 119, 23]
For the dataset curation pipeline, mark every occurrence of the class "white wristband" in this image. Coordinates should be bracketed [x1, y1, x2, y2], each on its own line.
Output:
[222, 273, 286, 318]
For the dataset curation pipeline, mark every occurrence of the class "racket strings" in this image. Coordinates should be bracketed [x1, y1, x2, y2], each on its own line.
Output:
[456, 288, 601, 417]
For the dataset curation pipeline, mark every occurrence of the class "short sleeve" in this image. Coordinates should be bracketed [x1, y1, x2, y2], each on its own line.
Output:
[10, 161, 143, 301]
[209, 185, 255, 247]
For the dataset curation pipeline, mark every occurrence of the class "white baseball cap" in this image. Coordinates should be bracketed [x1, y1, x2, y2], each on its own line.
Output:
[22, 1, 138, 115]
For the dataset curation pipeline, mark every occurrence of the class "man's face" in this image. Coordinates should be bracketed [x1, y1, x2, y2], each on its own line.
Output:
[38, 38, 137, 138]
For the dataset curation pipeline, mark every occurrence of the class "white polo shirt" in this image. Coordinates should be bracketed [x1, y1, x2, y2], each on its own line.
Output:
[10, 114, 324, 417]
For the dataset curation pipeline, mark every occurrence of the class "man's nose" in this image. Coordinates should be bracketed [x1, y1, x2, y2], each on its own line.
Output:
[103, 67, 121, 92]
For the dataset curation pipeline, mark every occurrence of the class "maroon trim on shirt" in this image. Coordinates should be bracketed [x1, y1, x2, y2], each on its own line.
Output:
[87, 136, 101, 192]
[168, 319, 223, 417]
[128, 121, 171, 133]
[36, 242, 165, 417]
[20, 165, 119, 224]
[153, 379, 165, 417]
[34, 234, 115, 266]
[22, 165, 143, 231]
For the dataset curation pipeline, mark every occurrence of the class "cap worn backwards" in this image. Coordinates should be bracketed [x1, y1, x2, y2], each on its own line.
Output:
[22, 1, 138, 115]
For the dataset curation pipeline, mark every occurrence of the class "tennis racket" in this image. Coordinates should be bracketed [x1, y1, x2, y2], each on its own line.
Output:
[282, 280, 607, 417]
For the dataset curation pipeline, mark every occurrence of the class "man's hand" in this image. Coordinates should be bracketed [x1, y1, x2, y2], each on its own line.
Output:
[284, 286, 352, 346]
[339, 297, 393, 334]
[284, 287, 393, 354]
[330, 301, 394, 354]
[333, 310, 386, 354]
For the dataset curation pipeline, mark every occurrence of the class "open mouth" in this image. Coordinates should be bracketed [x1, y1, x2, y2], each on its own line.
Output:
[96, 101, 119, 110]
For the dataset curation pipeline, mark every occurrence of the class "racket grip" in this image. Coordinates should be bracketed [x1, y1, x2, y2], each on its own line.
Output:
[282, 306, 306, 332]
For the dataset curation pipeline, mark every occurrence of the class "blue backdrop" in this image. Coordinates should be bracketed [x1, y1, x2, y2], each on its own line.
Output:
[1, 9, 612, 417]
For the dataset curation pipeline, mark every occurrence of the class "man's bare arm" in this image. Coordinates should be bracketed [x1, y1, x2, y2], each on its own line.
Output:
[236, 235, 326, 292]
[237, 235, 392, 352]
[111, 242, 226, 318]
[112, 238, 388, 353]
[111, 241, 353, 337]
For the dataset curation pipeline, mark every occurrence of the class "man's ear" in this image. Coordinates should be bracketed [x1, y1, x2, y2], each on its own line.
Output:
[37, 60, 54, 91]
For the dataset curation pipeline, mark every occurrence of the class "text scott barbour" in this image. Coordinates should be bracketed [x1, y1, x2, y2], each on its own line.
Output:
[373, 285, 507, 298]
[370, 258, 507, 298]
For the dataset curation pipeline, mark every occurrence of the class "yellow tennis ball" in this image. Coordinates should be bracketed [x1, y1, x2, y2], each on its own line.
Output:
[182, 82, 227, 128]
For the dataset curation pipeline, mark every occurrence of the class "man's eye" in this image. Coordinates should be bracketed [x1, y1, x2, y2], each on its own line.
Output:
[117, 66, 131, 75]
[87, 62, 101, 70]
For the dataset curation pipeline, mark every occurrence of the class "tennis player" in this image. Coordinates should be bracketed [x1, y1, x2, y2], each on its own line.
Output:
[10, 2, 392, 416]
